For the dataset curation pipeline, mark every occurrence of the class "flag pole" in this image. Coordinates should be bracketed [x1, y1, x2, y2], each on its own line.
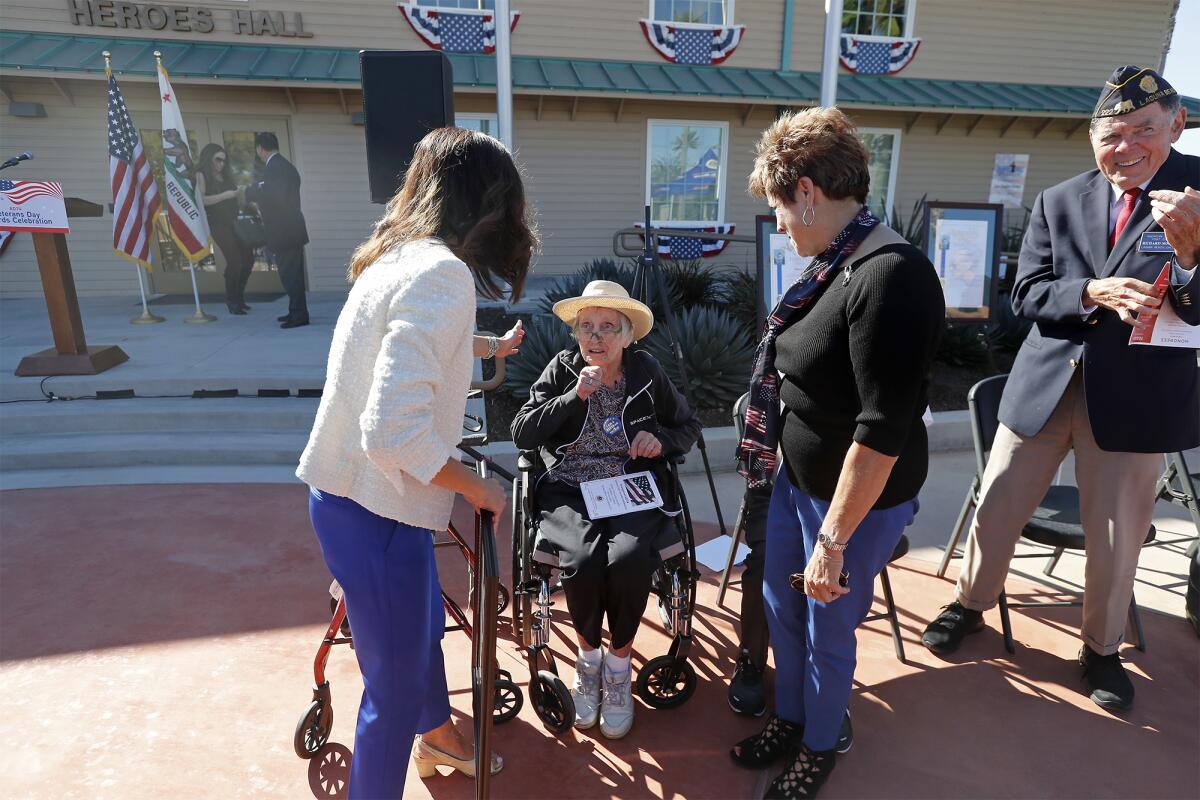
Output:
[494, 0, 514, 149]
[820, 0, 844, 107]
[183, 260, 215, 323]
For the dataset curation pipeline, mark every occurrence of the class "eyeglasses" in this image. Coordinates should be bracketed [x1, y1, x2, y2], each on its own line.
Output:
[575, 324, 622, 341]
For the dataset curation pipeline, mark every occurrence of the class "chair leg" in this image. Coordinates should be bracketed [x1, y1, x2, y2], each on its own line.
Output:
[716, 502, 748, 607]
[1127, 593, 1146, 653]
[937, 477, 979, 579]
[998, 590, 1015, 654]
[879, 566, 905, 663]
[1042, 547, 1065, 577]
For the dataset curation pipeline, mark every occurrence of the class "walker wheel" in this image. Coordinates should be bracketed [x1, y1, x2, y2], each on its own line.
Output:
[533, 670, 575, 733]
[493, 677, 524, 724]
[636, 655, 696, 709]
[294, 699, 333, 759]
[496, 584, 510, 615]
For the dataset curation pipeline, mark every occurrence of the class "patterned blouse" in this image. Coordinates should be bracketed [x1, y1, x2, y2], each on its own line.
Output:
[552, 376, 628, 487]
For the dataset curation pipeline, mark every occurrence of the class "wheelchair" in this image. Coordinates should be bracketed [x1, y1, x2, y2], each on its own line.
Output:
[508, 451, 701, 733]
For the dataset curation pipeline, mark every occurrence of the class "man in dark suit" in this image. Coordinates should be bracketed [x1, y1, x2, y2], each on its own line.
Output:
[922, 66, 1200, 711]
[245, 132, 310, 328]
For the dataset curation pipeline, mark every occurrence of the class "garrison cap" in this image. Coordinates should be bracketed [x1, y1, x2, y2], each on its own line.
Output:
[1092, 65, 1177, 119]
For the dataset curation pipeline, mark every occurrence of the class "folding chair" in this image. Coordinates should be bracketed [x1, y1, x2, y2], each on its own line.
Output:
[1155, 451, 1200, 540]
[938, 374, 1154, 654]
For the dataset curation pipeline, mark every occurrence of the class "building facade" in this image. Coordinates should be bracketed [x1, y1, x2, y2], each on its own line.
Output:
[0, 0, 1194, 298]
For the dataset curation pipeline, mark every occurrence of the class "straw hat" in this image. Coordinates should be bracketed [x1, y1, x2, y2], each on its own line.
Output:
[552, 280, 655, 341]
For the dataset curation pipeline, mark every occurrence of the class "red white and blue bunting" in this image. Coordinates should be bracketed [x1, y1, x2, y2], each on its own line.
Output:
[399, 3, 520, 55]
[838, 34, 920, 75]
[635, 223, 735, 259]
[639, 20, 745, 65]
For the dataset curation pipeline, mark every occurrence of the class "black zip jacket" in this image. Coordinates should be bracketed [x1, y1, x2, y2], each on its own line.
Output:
[511, 347, 701, 497]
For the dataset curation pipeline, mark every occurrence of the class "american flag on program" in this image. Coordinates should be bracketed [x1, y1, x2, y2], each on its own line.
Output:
[0, 180, 63, 205]
[107, 68, 160, 268]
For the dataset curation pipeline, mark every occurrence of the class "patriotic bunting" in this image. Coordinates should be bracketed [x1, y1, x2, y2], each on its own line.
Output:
[399, 3, 520, 54]
[838, 34, 921, 75]
[635, 223, 735, 260]
[639, 19, 744, 65]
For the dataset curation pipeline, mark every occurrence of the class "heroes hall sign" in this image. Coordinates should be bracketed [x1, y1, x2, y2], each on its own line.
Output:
[67, 0, 314, 38]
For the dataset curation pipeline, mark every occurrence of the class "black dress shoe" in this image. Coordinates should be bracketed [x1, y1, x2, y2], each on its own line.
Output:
[280, 318, 309, 329]
[728, 650, 766, 717]
[239, 303, 251, 312]
[277, 314, 290, 322]
[1079, 645, 1134, 711]
[922, 601, 985, 654]
[227, 303, 247, 315]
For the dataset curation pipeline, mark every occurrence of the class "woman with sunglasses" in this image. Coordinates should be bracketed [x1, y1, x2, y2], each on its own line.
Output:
[196, 143, 254, 314]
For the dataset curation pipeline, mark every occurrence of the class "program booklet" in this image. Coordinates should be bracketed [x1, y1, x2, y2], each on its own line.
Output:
[580, 471, 664, 520]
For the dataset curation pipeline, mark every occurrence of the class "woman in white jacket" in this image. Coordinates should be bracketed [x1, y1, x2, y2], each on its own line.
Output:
[297, 127, 537, 799]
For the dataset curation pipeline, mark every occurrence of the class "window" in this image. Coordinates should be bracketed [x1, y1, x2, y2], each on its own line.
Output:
[457, 113, 498, 137]
[646, 120, 728, 225]
[841, 0, 913, 37]
[652, 0, 729, 25]
[859, 128, 901, 220]
[415, 0, 494, 8]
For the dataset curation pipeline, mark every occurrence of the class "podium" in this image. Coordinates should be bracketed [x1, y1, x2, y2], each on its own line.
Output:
[13, 197, 129, 376]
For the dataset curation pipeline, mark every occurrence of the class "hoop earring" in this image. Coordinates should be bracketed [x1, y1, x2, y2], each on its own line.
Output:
[802, 204, 815, 227]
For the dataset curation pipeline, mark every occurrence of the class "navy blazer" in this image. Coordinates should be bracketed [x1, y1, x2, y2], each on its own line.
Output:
[245, 152, 309, 250]
[998, 148, 1200, 454]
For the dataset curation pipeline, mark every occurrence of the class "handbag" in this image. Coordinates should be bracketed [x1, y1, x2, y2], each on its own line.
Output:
[234, 211, 267, 248]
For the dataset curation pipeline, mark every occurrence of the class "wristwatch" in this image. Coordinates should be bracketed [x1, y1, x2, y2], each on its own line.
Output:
[817, 532, 848, 553]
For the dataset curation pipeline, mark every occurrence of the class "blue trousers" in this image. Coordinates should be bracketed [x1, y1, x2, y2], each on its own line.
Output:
[763, 468, 916, 751]
[310, 488, 451, 800]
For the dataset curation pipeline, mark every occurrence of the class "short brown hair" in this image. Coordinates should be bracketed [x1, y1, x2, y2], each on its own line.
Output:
[348, 127, 539, 301]
[748, 107, 870, 204]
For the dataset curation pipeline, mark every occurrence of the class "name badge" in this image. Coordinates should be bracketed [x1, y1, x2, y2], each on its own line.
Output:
[1138, 231, 1174, 253]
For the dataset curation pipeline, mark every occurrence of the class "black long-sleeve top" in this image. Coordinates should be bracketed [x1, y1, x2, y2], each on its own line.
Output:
[775, 242, 945, 508]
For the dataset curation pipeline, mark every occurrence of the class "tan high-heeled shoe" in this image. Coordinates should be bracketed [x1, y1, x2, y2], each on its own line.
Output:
[412, 737, 503, 778]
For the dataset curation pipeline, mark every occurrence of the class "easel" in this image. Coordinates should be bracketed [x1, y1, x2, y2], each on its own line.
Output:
[14, 197, 129, 376]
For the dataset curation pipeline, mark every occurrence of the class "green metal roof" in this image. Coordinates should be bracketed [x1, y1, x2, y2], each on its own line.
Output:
[4, 30, 1198, 119]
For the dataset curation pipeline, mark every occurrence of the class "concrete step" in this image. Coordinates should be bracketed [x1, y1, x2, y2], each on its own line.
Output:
[0, 430, 310, 471]
[0, 397, 320, 436]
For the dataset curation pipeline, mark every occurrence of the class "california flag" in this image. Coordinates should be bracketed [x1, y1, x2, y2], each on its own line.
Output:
[157, 62, 211, 262]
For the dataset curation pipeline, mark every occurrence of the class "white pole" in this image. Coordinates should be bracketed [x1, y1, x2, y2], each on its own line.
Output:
[184, 262, 216, 323]
[820, 0, 844, 107]
[130, 265, 165, 324]
[494, 0, 514, 149]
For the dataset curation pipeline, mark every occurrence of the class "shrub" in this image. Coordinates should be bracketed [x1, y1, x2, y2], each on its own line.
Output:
[716, 268, 760, 342]
[536, 258, 636, 314]
[644, 306, 756, 409]
[935, 324, 988, 367]
[986, 289, 1032, 353]
[661, 258, 724, 310]
[502, 314, 575, 399]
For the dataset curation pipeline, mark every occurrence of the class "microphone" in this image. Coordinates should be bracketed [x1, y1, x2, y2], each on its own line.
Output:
[0, 151, 33, 171]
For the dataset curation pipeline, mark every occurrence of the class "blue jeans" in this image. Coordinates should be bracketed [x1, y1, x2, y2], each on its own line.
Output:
[763, 468, 916, 751]
[309, 488, 451, 800]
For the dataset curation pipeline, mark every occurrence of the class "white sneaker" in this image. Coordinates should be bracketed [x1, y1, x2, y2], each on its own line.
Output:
[599, 665, 634, 739]
[572, 656, 602, 730]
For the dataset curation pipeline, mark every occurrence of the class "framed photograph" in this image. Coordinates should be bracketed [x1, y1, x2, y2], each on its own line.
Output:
[754, 214, 813, 333]
[922, 202, 1003, 324]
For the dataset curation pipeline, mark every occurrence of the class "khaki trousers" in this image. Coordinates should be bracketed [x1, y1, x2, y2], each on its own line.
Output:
[956, 373, 1161, 655]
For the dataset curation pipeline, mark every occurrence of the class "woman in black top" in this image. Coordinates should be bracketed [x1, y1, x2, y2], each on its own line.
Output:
[196, 144, 254, 314]
[731, 107, 944, 799]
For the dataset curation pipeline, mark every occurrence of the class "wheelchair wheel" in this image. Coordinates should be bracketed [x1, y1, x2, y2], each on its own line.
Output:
[636, 655, 696, 709]
[533, 670, 575, 733]
[493, 677, 523, 724]
[496, 583, 510, 615]
[294, 699, 333, 759]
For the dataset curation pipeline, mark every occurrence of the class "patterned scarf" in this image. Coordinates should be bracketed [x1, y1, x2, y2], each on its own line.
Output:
[737, 206, 880, 488]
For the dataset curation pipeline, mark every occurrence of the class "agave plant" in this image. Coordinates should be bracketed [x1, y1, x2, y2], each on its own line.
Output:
[935, 323, 988, 367]
[536, 258, 637, 314]
[643, 306, 756, 409]
[986, 288, 1032, 353]
[661, 258, 724, 310]
[716, 268, 760, 342]
[502, 314, 575, 399]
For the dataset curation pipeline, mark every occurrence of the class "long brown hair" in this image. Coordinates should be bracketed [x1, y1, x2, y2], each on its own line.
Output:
[348, 127, 538, 300]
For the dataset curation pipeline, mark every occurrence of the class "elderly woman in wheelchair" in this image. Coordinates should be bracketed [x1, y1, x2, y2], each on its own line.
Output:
[510, 280, 701, 739]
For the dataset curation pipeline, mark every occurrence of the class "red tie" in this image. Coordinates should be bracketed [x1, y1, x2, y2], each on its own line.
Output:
[1110, 187, 1142, 250]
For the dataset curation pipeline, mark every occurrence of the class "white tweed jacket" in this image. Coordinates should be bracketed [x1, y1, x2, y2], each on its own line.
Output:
[297, 238, 475, 531]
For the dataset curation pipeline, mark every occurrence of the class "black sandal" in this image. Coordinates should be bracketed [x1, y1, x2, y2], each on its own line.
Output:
[763, 744, 837, 799]
[730, 713, 801, 768]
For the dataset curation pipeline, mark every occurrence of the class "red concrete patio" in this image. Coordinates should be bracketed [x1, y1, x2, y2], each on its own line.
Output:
[1, 483, 1196, 799]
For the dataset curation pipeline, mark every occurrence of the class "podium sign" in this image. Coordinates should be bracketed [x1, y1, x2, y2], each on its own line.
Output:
[0, 180, 70, 234]
[1, 180, 127, 377]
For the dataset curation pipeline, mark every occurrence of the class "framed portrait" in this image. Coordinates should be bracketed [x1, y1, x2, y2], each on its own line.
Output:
[922, 202, 1003, 323]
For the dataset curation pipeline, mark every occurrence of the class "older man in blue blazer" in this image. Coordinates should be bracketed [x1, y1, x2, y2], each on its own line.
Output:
[923, 66, 1200, 712]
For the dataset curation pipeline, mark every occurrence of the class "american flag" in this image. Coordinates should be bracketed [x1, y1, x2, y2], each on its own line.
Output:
[107, 68, 160, 268]
[838, 35, 921, 75]
[0, 180, 63, 205]
[399, 3, 520, 54]
[635, 223, 735, 259]
[640, 19, 745, 65]
[624, 475, 656, 505]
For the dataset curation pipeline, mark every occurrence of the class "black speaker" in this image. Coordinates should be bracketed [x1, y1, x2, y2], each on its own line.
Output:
[359, 50, 455, 204]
